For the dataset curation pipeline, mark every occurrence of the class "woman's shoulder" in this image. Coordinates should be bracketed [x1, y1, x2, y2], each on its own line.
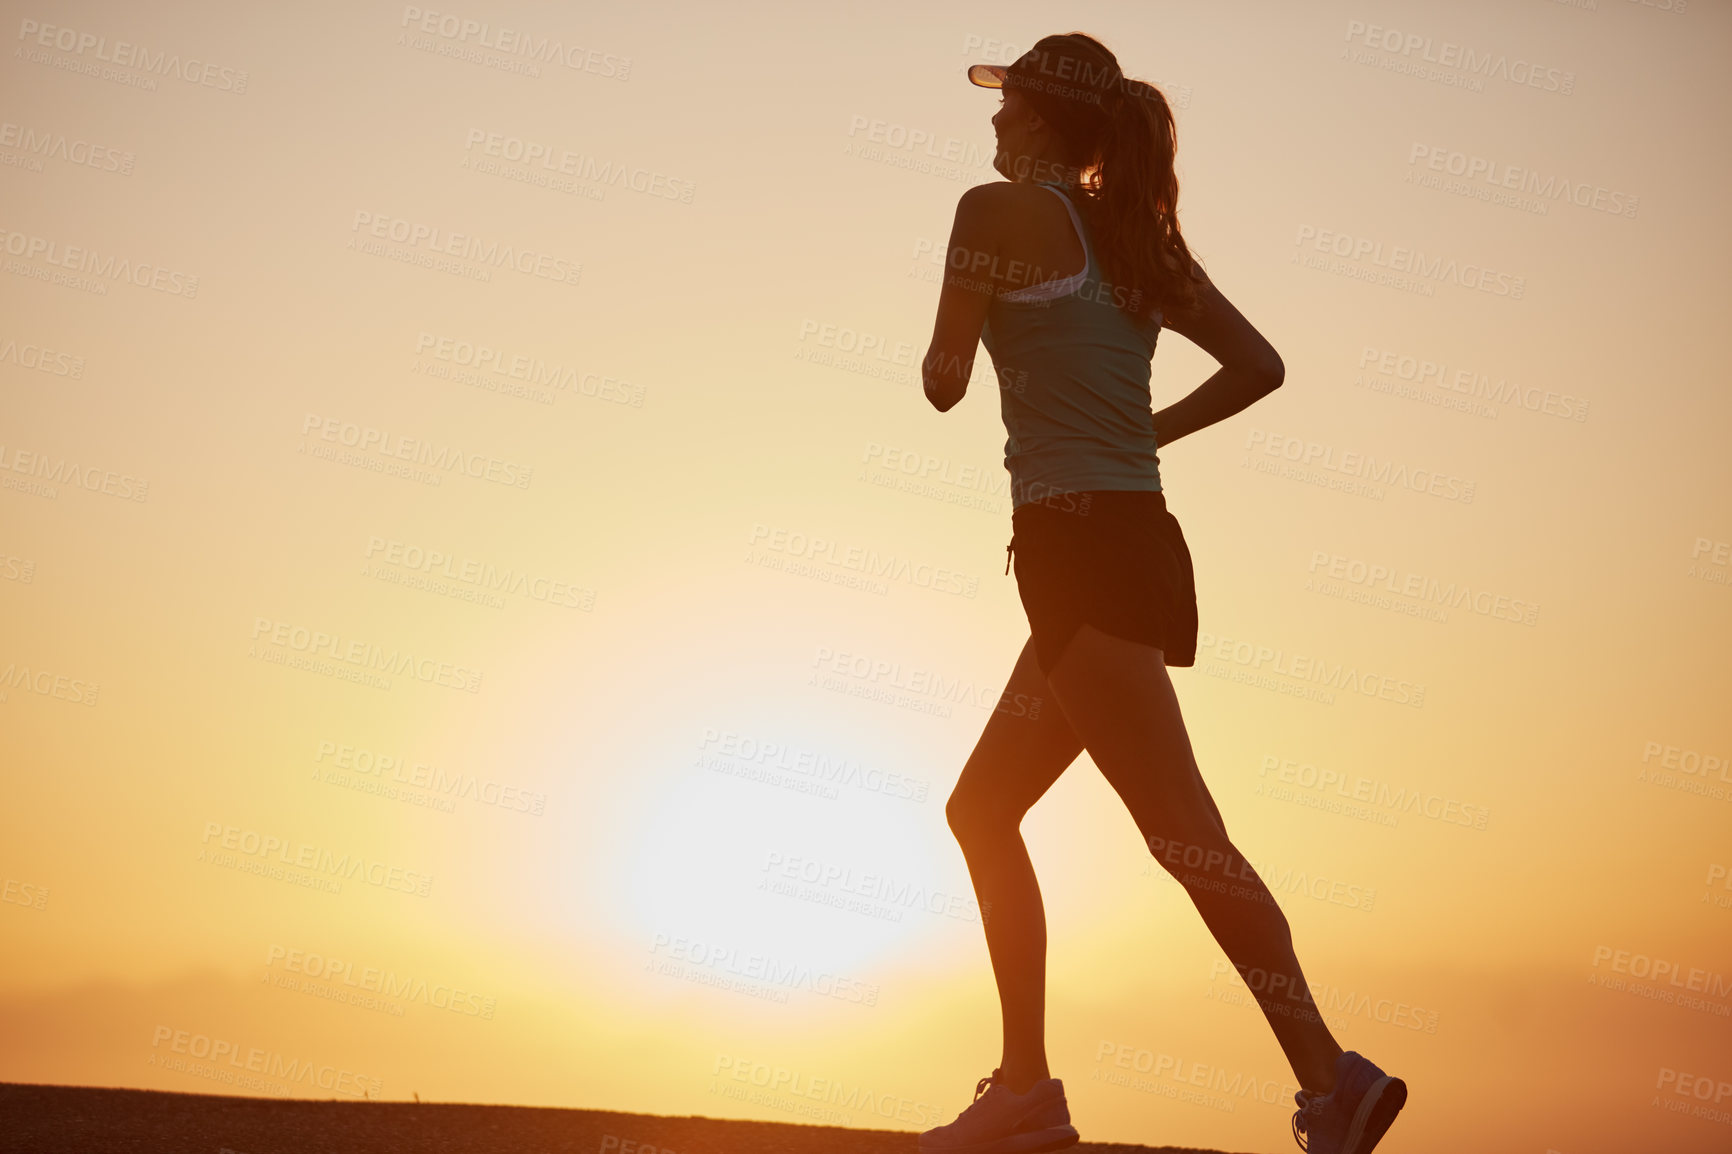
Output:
[956, 180, 1064, 220]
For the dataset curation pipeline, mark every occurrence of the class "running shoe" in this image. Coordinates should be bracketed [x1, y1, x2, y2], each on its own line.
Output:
[1291, 1050, 1407, 1154]
[919, 1067, 1080, 1153]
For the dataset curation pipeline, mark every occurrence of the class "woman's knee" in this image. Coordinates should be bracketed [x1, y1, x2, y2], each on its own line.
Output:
[946, 787, 1023, 845]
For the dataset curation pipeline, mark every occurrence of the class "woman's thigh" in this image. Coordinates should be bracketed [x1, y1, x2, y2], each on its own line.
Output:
[948, 635, 1086, 828]
[1043, 623, 1226, 844]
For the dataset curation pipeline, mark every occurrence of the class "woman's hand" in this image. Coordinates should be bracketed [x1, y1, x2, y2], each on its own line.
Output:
[1153, 272, 1284, 446]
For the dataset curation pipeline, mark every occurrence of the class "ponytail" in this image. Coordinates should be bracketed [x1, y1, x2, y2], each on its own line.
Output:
[1006, 33, 1206, 325]
[1090, 78, 1204, 325]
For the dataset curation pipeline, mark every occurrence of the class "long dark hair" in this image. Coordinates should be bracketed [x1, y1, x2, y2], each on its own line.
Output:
[1002, 33, 1204, 324]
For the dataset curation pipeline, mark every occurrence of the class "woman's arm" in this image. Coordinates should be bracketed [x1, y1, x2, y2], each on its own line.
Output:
[923, 185, 1000, 413]
[1153, 271, 1284, 446]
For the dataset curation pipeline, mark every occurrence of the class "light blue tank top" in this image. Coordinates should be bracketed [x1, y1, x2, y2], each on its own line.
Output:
[980, 182, 1165, 510]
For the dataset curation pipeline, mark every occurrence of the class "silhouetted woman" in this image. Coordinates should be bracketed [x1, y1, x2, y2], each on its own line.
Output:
[917, 33, 1406, 1154]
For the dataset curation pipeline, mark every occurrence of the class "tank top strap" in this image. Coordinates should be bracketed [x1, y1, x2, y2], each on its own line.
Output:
[1036, 181, 1095, 271]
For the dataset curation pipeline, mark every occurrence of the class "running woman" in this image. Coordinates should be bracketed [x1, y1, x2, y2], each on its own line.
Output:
[915, 33, 1407, 1154]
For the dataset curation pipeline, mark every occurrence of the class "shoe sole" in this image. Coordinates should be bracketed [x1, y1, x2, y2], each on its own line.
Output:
[1342, 1075, 1406, 1154]
[917, 1124, 1080, 1154]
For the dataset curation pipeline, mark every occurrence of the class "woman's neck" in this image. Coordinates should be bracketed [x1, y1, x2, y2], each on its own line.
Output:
[1010, 147, 1083, 185]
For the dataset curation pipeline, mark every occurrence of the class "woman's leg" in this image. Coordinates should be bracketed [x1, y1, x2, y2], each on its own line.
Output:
[1045, 623, 1346, 1094]
[946, 635, 1086, 1094]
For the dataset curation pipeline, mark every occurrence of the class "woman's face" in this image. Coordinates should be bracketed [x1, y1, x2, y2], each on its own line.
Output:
[991, 86, 1043, 181]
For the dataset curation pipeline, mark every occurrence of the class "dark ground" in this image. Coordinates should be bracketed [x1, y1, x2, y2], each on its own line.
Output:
[0, 1083, 1268, 1154]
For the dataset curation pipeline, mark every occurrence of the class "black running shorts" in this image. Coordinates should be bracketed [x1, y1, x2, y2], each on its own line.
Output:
[1008, 489, 1199, 678]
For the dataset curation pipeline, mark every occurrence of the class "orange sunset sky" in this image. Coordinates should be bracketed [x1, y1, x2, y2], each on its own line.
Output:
[3, 1, 1730, 1152]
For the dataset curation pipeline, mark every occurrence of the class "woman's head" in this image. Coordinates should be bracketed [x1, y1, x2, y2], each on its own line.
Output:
[989, 86, 1073, 185]
[984, 33, 1204, 323]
